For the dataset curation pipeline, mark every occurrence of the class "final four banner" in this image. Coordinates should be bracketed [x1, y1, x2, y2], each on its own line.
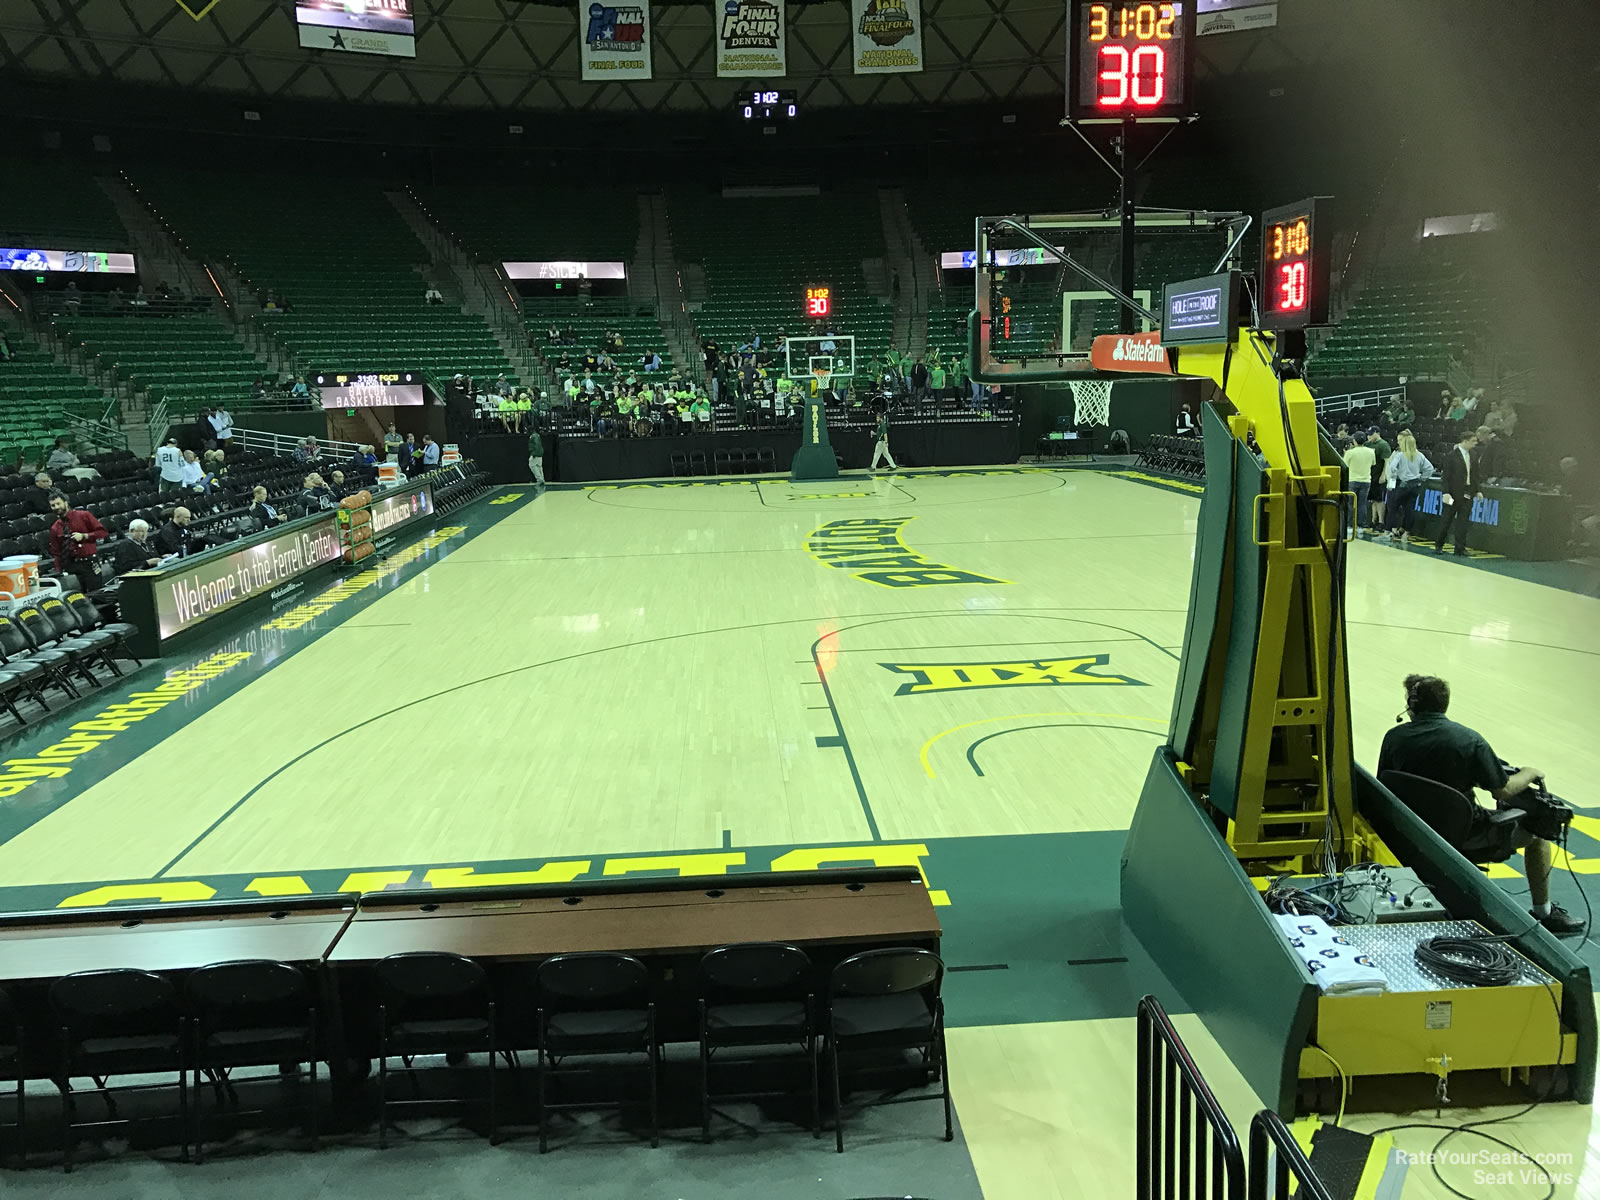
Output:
[580, 1, 653, 81]
[713, 0, 786, 78]
[851, 0, 923, 73]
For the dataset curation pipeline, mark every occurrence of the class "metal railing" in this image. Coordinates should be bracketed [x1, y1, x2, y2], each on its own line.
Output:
[1247, 1111, 1335, 1200]
[1313, 385, 1406, 419]
[1136, 995, 1247, 1200]
[229, 426, 366, 460]
[146, 398, 170, 450]
[61, 410, 129, 453]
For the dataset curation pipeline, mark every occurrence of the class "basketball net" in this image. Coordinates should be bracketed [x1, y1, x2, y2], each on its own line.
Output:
[1071, 378, 1114, 427]
[811, 367, 833, 397]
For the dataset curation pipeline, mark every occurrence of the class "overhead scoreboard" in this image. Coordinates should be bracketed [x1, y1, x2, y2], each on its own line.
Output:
[1068, 2, 1197, 121]
[1259, 198, 1333, 329]
[737, 90, 798, 120]
[805, 286, 832, 318]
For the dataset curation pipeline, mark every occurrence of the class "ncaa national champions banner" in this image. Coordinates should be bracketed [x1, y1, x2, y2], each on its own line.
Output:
[714, 0, 785, 78]
[851, 0, 923, 74]
[580, 1, 652, 81]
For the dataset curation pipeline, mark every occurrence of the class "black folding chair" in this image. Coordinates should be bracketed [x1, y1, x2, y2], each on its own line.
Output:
[1379, 770, 1525, 865]
[699, 942, 818, 1142]
[536, 952, 656, 1152]
[49, 969, 188, 1172]
[64, 591, 139, 664]
[34, 595, 123, 678]
[0, 986, 23, 1167]
[825, 948, 952, 1153]
[375, 952, 498, 1147]
[0, 613, 79, 704]
[185, 960, 319, 1161]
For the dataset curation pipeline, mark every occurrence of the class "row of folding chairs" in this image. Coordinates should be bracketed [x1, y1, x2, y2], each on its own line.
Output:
[1137, 434, 1206, 479]
[0, 944, 950, 1169]
[0, 593, 138, 728]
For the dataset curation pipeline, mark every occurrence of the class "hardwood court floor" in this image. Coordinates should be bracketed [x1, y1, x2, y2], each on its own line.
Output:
[1, 467, 1597, 1197]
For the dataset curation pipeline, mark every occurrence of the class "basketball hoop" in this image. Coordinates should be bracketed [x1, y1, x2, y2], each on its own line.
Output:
[1071, 377, 1114, 427]
[811, 366, 834, 396]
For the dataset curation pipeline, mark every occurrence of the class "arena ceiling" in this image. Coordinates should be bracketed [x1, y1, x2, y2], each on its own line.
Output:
[0, 0, 1360, 114]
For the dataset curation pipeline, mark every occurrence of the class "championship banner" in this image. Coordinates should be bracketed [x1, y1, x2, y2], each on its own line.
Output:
[851, 0, 923, 74]
[714, 0, 785, 78]
[580, 1, 652, 81]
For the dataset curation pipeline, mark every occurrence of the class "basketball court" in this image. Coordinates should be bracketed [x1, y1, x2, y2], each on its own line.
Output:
[2, 469, 1597, 1194]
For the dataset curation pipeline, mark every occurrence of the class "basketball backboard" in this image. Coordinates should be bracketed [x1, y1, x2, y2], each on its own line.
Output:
[784, 334, 857, 386]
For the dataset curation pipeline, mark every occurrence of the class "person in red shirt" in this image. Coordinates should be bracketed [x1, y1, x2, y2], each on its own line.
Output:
[47, 491, 109, 591]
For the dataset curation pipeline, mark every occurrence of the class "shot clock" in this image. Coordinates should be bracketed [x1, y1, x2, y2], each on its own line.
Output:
[1068, 1, 1196, 121]
[1259, 198, 1332, 330]
[805, 286, 832, 318]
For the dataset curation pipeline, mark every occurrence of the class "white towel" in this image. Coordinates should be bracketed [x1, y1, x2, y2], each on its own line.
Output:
[1273, 913, 1390, 996]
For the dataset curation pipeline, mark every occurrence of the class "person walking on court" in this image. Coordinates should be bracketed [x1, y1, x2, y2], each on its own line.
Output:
[1378, 431, 1432, 547]
[870, 411, 897, 472]
[1434, 429, 1478, 556]
[528, 426, 546, 487]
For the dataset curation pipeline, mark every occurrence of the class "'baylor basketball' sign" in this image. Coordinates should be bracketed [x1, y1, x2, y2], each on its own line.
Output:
[882, 653, 1144, 695]
[806, 518, 1010, 587]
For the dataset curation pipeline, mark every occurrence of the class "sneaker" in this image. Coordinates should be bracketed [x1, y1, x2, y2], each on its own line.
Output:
[1536, 905, 1585, 935]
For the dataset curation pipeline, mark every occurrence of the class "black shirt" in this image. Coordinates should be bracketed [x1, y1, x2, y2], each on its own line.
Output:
[110, 538, 158, 576]
[22, 487, 53, 515]
[152, 521, 195, 559]
[1377, 713, 1508, 801]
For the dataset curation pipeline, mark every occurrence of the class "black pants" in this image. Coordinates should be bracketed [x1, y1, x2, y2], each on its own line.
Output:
[1435, 497, 1472, 553]
[1386, 483, 1421, 534]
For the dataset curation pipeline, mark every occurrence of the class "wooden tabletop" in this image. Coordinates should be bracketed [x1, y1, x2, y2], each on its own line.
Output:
[0, 905, 356, 982]
[329, 878, 939, 963]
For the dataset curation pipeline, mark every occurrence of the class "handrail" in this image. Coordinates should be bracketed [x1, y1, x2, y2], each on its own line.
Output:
[61, 410, 129, 453]
[1247, 1111, 1335, 1200]
[230, 426, 366, 460]
[1313, 385, 1406, 418]
[146, 397, 169, 452]
[1136, 995, 1246, 1200]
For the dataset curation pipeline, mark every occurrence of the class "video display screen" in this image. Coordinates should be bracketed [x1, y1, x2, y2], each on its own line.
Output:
[500, 261, 628, 281]
[295, 0, 416, 58]
[1, 248, 136, 274]
[316, 372, 426, 409]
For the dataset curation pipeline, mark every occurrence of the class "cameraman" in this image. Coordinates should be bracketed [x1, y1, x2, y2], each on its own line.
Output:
[1378, 674, 1581, 935]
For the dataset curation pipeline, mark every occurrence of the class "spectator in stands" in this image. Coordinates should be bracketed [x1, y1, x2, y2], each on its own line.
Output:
[1378, 431, 1433, 547]
[153, 507, 200, 558]
[328, 469, 349, 498]
[129, 286, 149, 309]
[298, 473, 337, 515]
[45, 438, 79, 474]
[180, 448, 207, 494]
[209, 405, 234, 453]
[1433, 429, 1479, 556]
[193, 408, 217, 452]
[546, 321, 562, 344]
[110, 519, 162, 575]
[1434, 390, 1455, 420]
[1342, 436, 1376, 536]
[22, 472, 55, 515]
[251, 377, 267, 400]
[247, 485, 285, 531]
[155, 437, 185, 495]
[910, 358, 930, 402]
[1384, 394, 1415, 429]
[870, 410, 897, 472]
[1366, 428, 1391, 528]
[1175, 405, 1197, 436]
[421, 435, 441, 468]
[1484, 396, 1518, 437]
[424, 285, 444, 305]
[642, 350, 661, 372]
[202, 449, 230, 490]
[47, 491, 108, 589]
[290, 376, 310, 398]
[294, 438, 322, 464]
